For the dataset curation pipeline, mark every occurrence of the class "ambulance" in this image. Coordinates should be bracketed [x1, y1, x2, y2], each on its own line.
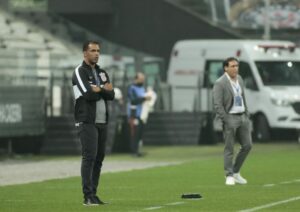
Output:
[167, 40, 300, 141]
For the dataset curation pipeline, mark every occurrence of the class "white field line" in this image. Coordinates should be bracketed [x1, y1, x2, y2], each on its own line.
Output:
[239, 196, 300, 212]
[279, 181, 293, 184]
[143, 201, 186, 211]
[263, 178, 300, 187]
[262, 184, 275, 187]
[144, 206, 163, 210]
[165, 201, 185, 206]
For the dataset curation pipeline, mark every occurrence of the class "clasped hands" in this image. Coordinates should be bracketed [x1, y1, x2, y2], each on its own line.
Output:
[91, 83, 113, 93]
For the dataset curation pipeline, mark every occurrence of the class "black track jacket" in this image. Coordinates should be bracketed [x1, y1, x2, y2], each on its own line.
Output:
[72, 61, 115, 123]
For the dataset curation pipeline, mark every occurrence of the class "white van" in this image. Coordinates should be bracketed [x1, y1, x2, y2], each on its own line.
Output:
[167, 39, 300, 141]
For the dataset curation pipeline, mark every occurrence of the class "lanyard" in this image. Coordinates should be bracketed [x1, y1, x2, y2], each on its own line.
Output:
[231, 80, 240, 95]
[92, 69, 100, 86]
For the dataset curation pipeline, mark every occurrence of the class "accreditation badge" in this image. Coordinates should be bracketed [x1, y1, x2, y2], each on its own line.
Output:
[234, 95, 242, 106]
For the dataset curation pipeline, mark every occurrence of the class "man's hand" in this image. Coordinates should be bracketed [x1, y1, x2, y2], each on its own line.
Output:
[91, 84, 101, 93]
[145, 95, 152, 101]
[103, 83, 113, 91]
[90, 83, 113, 93]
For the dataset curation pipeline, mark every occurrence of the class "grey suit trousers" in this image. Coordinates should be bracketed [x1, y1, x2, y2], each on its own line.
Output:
[223, 113, 252, 176]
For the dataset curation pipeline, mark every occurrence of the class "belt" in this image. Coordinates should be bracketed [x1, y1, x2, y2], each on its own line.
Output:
[230, 113, 244, 115]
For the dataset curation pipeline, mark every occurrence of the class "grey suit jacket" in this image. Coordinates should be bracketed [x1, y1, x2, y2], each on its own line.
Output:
[213, 74, 249, 123]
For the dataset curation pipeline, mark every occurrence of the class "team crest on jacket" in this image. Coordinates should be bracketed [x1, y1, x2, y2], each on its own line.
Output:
[99, 73, 107, 82]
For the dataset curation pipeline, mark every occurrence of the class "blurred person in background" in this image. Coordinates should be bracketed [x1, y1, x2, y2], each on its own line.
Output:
[213, 57, 252, 186]
[127, 72, 155, 157]
[72, 40, 115, 206]
[112, 87, 124, 114]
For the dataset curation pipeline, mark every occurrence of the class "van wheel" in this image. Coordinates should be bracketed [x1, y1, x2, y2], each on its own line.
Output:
[253, 114, 270, 142]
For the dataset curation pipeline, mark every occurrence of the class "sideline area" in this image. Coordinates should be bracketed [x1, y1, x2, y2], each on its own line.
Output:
[0, 159, 180, 186]
[0, 143, 298, 186]
[0, 144, 225, 186]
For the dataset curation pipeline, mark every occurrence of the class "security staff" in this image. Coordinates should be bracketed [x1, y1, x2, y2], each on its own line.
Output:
[72, 41, 115, 205]
[127, 72, 151, 156]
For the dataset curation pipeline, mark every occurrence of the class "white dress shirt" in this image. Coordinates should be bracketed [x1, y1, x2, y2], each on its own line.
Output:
[225, 73, 245, 114]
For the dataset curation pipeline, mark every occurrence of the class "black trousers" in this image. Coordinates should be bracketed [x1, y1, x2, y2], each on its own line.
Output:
[77, 123, 107, 198]
[129, 118, 144, 154]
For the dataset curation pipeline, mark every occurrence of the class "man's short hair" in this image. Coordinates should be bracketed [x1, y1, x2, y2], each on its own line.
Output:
[82, 40, 100, 52]
[223, 57, 239, 70]
[135, 72, 144, 79]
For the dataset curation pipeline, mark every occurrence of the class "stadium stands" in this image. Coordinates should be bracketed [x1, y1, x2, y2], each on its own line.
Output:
[0, 7, 80, 83]
[173, 0, 300, 41]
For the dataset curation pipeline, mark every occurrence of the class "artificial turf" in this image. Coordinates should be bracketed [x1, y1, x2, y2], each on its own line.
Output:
[0, 143, 299, 211]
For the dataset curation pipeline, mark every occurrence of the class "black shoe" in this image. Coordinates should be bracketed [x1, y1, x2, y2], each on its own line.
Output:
[83, 196, 99, 206]
[136, 152, 146, 157]
[93, 196, 108, 205]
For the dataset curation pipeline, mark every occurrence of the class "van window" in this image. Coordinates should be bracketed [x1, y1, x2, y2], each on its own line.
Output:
[204, 61, 223, 88]
[255, 61, 300, 86]
[239, 62, 258, 91]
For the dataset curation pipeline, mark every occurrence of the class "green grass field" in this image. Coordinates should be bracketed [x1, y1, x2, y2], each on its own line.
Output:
[0, 143, 300, 211]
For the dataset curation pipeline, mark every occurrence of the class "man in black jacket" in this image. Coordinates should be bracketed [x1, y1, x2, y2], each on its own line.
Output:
[72, 41, 115, 206]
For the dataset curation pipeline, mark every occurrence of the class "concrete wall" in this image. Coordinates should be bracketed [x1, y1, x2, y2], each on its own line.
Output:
[48, 0, 112, 14]
[56, 0, 238, 68]
[106, 0, 238, 63]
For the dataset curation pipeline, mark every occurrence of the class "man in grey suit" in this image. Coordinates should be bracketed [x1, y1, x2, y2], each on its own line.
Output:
[213, 57, 252, 186]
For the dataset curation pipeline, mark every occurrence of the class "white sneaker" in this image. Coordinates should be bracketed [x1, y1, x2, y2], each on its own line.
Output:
[225, 176, 235, 185]
[233, 173, 247, 184]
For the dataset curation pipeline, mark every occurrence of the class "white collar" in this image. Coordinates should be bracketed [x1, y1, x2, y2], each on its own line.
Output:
[225, 73, 238, 84]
